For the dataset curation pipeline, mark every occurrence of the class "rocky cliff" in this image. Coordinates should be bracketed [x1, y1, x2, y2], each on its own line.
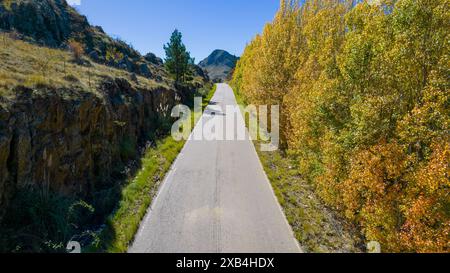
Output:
[0, 77, 180, 221]
[0, 0, 211, 236]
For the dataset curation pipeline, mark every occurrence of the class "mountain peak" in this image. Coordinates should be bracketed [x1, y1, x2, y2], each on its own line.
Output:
[199, 49, 239, 82]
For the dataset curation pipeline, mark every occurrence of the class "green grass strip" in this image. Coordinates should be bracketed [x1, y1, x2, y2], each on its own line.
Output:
[94, 85, 217, 253]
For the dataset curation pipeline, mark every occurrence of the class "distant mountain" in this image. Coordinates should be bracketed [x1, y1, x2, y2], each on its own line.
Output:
[199, 50, 239, 82]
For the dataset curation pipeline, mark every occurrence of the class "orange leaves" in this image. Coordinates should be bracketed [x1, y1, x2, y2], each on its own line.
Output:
[401, 194, 450, 253]
[340, 142, 406, 250]
[415, 141, 449, 193]
[400, 140, 450, 252]
[67, 39, 84, 61]
[344, 142, 404, 208]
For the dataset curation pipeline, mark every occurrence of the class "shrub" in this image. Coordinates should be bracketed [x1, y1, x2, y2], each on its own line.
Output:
[67, 39, 84, 61]
[105, 46, 124, 65]
[33, 47, 57, 78]
[0, 188, 95, 253]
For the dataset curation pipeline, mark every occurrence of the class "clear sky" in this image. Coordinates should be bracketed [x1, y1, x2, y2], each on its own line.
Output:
[71, 0, 280, 62]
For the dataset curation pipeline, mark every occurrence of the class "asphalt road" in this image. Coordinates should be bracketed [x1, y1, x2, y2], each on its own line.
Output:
[129, 83, 302, 253]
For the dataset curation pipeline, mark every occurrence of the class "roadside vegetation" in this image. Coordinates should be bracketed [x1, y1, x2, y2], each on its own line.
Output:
[232, 0, 449, 253]
[233, 88, 363, 253]
[0, 188, 97, 252]
[202, 83, 217, 110]
[94, 84, 216, 253]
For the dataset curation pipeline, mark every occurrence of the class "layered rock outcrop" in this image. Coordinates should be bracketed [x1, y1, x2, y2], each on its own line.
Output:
[0, 78, 180, 221]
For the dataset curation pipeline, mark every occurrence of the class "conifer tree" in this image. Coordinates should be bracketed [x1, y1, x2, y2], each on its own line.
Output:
[163, 29, 193, 83]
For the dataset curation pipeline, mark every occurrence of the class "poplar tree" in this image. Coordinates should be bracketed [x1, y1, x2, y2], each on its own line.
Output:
[232, 0, 449, 253]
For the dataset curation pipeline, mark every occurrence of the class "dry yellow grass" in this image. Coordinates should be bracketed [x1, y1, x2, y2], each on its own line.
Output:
[0, 33, 171, 97]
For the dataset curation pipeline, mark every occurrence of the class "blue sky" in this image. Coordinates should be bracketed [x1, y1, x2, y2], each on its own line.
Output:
[70, 0, 280, 62]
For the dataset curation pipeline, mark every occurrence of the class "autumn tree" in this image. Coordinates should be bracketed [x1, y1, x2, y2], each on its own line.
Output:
[232, 0, 450, 253]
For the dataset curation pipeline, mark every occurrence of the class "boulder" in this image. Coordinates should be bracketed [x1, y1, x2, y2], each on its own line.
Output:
[88, 50, 99, 61]
[144, 52, 163, 66]
[139, 63, 152, 78]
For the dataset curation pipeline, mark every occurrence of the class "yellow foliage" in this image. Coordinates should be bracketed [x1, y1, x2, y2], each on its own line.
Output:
[2, 0, 13, 10]
[233, 0, 450, 252]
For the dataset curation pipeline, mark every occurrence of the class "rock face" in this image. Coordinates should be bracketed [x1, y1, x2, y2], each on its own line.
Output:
[0, 0, 80, 46]
[0, 78, 180, 221]
[199, 50, 239, 82]
[144, 53, 164, 66]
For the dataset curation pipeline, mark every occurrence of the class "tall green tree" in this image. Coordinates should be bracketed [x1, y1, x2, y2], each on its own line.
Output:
[163, 29, 193, 83]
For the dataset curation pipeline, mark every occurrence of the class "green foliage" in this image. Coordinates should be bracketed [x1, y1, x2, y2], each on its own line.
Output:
[119, 136, 136, 161]
[163, 29, 194, 83]
[201, 83, 216, 110]
[0, 188, 95, 253]
[106, 46, 124, 65]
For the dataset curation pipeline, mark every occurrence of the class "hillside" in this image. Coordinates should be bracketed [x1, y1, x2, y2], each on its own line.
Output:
[0, 0, 211, 252]
[199, 49, 238, 82]
[0, 0, 208, 81]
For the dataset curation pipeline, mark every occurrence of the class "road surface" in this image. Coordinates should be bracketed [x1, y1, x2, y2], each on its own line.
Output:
[129, 83, 302, 253]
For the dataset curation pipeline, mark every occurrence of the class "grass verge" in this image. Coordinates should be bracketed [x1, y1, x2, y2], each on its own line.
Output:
[232, 86, 364, 253]
[94, 84, 217, 253]
[202, 84, 216, 110]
